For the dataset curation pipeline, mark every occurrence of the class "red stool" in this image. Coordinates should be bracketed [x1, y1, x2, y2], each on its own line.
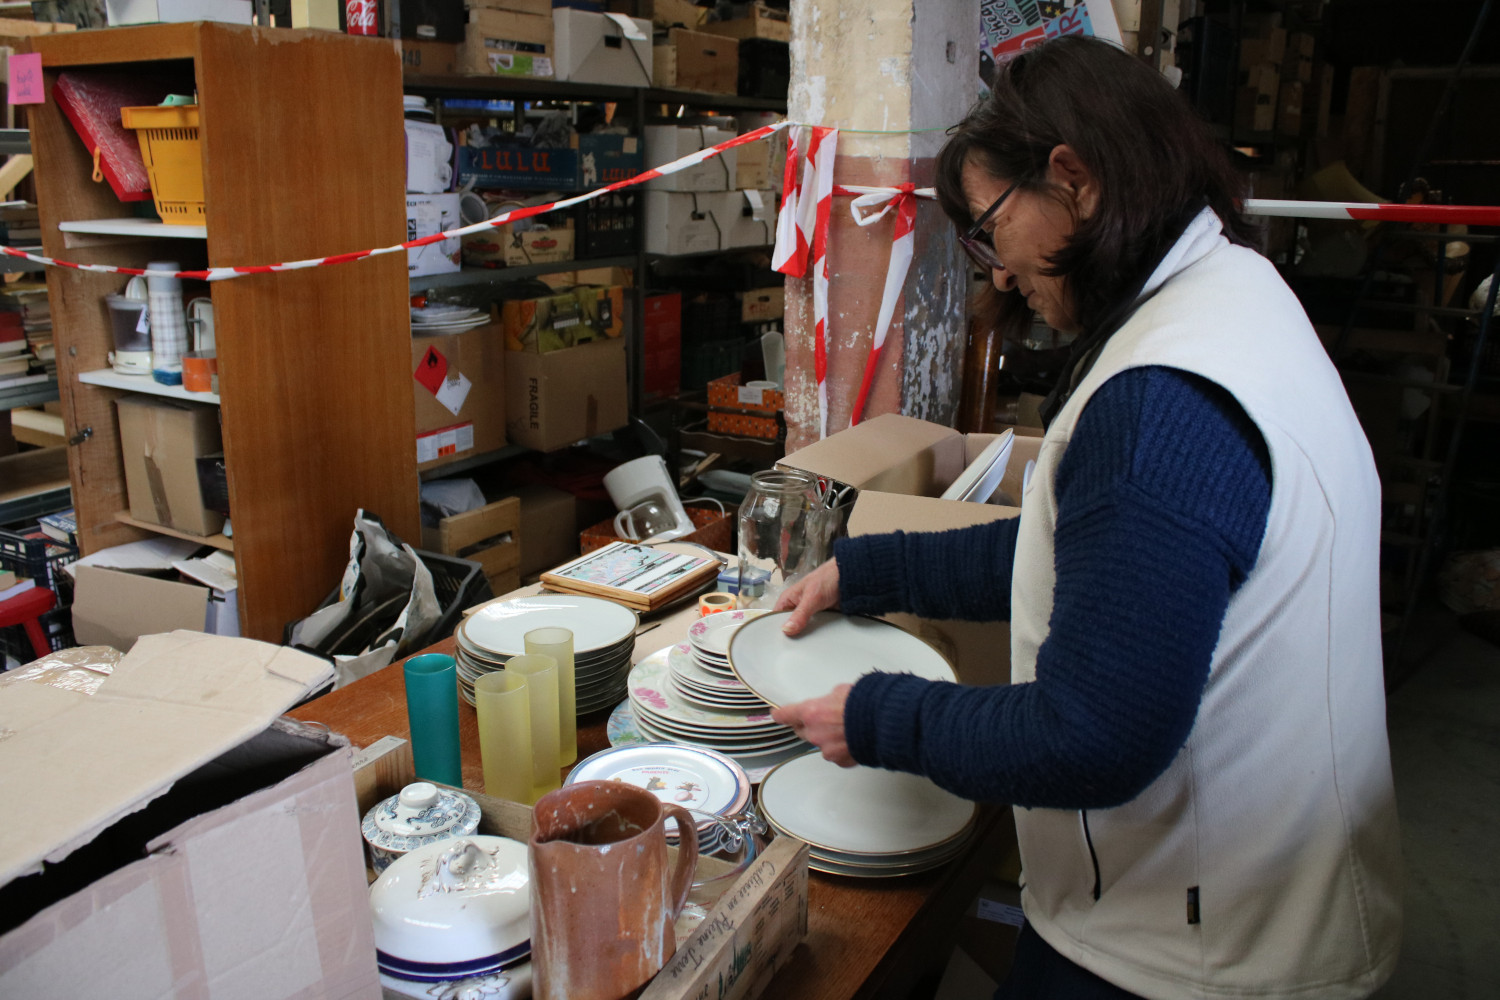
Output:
[0, 586, 57, 663]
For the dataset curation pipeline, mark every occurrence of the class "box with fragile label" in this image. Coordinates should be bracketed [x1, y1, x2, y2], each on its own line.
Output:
[505, 336, 627, 451]
[413, 324, 507, 471]
[115, 395, 225, 537]
[653, 27, 739, 94]
[406, 193, 463, 276]
[644, 124, 738, 192]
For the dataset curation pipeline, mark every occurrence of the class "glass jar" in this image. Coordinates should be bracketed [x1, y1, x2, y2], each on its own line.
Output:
[736, 469, 829, 609]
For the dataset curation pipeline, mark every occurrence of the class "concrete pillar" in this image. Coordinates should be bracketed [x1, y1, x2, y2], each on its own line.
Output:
[782, 0, 979, 452]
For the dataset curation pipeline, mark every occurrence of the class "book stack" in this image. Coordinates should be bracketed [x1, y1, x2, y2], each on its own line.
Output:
[540, 541, 721, 613]
[0, 282, 53, 386]
[0, 203, 42, 251]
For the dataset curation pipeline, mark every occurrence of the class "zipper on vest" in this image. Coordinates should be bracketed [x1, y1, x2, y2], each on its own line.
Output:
[1081, 810, 1102, 901]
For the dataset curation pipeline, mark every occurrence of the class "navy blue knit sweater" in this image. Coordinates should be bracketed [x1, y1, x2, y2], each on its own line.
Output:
[836, 366, 1272, 809]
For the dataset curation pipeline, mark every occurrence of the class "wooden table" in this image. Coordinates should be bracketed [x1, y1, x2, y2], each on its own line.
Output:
[288, 594, 1015, 1000]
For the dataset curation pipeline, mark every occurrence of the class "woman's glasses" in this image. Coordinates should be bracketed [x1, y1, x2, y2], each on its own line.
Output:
[956, 181, 1018, 272]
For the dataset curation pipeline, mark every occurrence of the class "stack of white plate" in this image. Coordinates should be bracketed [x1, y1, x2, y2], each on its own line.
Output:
[666, 610, 772, 712]
[455, 595, 638, 715]
[411, 304, 491, 334]
[627, 645, 806, 769]
[565, 743, 753, 854]
[757, 751, 977, 878]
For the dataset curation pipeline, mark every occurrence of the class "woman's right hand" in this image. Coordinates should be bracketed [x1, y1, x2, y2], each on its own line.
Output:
[773, 558, 841, 636]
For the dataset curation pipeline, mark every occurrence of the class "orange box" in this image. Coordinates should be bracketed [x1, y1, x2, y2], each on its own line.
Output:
[705, 372, 783, 413]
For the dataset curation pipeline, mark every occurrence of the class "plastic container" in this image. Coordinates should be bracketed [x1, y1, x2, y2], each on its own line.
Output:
[120, 104, 204, 225]
[104, 293, 151, 374]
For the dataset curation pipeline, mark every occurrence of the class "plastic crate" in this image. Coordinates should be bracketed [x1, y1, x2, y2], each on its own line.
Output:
[287, 549, 493, 656]
[0, 527, 79, 660]
[120, 104, 205, 226]
[572, 191, 638, 258]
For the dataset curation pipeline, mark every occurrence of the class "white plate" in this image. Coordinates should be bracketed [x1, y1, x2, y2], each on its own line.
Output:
[727, 612, 955, 709]
[566, 743, 751, 818]
[461, 595, 638, 656]
[669, 644, 753, 691]
[458, 629, 633, 667]
[757, 751, 975, 857]
[938, 429, 1014, 503]
[687, 609, 769, 657]
[633, 714, 802, 753]
[629, 649, 781, 731]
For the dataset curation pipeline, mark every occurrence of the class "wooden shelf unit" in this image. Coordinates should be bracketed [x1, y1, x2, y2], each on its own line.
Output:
[31, 23, 420, 642]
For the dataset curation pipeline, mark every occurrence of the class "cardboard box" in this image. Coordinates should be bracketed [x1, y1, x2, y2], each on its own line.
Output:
[352, 736, 809, 1000]
[413, 323, 508, 471]
[605, 0, 704, 29]
[0, 633, 376, 998]
[781, 414, 1043, 686]
[422, 496, 521, 596]
[467, 0, 551, 16]
[105, 0, 251, 26]
[401, 0, 465, 40]
[1239, 62, 1279, 97]
[1277, 80, 1304, 136]
[1234, 85, 1276, 134]
[641, 290, 681, 400]
[502, 285, 623, 353]
[699, 1, 789, 42]
[71, 562, 238, 650]
[1238, 27, 1286, 69]
[552, 7, 652, 86]
[494, 483, 579, 578]
[406, 193, 463, 277]
[644, 124, 738, 192]
[706, 372, 783, 440]
[463, 218, 575, 268]
[400, 39, 461, 74]
[643, 189, 774, 254]
[734, 136, 772, 190]
[458, 8, 555, 77]
[457, 133, 640, 192]
[739, 285, 784, 321]
[505, 336, 628, 451]
[653, 27, 739, 94]
[116, 396, 225, 537]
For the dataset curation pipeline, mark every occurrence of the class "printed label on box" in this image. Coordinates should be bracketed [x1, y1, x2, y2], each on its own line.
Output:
[414, 345, 449, 394]
[737, 385, 764, 406]
[417, 422, 476, 463]
[435, 372, 473, 416]
[977, 898, 1025, 927]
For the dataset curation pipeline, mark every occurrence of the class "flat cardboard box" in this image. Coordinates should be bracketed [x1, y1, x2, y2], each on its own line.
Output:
[116, 396, 225, 537]
[505, 336, 628, 452]
[0, 633, 375, 998]
[781, 414, 1043, 687]
[71, 563, 237, 651]
[466, 0, 551, 16]
[653, 27, 739, 94]
[413, 323, 507, 471]
[552, 7, 652, 86]
[696, 1, 789, 42]
[493, 483, 579, 578]
[644, 124, 738, 191]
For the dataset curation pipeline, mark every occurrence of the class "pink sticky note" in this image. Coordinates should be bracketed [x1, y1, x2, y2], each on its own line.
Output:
[7, 53, 43, 105]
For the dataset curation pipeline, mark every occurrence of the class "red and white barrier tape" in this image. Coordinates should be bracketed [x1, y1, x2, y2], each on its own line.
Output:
[1243, 199, 1500, 226]
[0, 122, 790, 282]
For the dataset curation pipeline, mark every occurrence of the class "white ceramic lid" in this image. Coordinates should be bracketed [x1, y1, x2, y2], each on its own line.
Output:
[757, 751, 975, 857]
[362, 782, 482, 855]
[370, 835, 531, 973]
[460, 594, 639, 655]
[728, 611, 955, 708]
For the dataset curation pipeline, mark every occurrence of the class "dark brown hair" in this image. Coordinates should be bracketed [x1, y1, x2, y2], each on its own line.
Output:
[937, 36, 1253, 334]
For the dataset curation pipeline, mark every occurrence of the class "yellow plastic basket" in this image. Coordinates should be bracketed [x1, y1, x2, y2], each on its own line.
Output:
[119, 104, 204, 225]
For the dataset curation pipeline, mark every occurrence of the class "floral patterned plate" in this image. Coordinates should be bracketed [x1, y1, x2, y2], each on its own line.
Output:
[565, 743, 753, 819]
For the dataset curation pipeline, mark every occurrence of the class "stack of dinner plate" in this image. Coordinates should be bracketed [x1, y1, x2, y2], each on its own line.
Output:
[666, 610, 773, 713]
[626, 644, 806, 769]
[757, 751, 977, 878]
[410, 304, 491, 334]
[455, 594, 638, 715]
[565, 743, 754, 854]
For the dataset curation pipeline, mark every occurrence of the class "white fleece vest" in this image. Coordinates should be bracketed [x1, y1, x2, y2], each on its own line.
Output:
[1010, 210, 1402, 999]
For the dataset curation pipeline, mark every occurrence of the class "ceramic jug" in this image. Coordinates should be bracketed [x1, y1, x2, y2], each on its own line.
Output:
[529, 780, 698, 1000]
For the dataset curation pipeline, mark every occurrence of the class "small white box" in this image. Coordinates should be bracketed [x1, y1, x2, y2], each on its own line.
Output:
[406, 193, 463, 277]
[715, 189, 776, 249]
[644, 190, 723, 255]
[644, 124, 738, 192]
[552, 8, 652, 86]
[105, 0, 252, 25]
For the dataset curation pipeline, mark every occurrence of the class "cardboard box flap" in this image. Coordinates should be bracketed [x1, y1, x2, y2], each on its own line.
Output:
[781, 413, 965, 495]
[0, 631, 335, 886]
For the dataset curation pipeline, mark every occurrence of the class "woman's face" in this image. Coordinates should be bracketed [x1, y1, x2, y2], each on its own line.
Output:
[961, 156, 1081, 333]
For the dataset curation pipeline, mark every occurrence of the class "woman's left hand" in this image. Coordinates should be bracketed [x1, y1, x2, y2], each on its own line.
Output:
[771, 684, 854, 767]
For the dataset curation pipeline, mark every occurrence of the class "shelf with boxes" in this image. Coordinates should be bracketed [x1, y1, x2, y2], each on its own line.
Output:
[28, 23, 420, 643]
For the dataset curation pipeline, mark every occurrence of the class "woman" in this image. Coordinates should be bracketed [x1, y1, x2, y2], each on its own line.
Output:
[771, 36, 1402, 1000]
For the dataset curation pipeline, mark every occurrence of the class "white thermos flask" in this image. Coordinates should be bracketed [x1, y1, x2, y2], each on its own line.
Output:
[146, 260, 187, 386]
